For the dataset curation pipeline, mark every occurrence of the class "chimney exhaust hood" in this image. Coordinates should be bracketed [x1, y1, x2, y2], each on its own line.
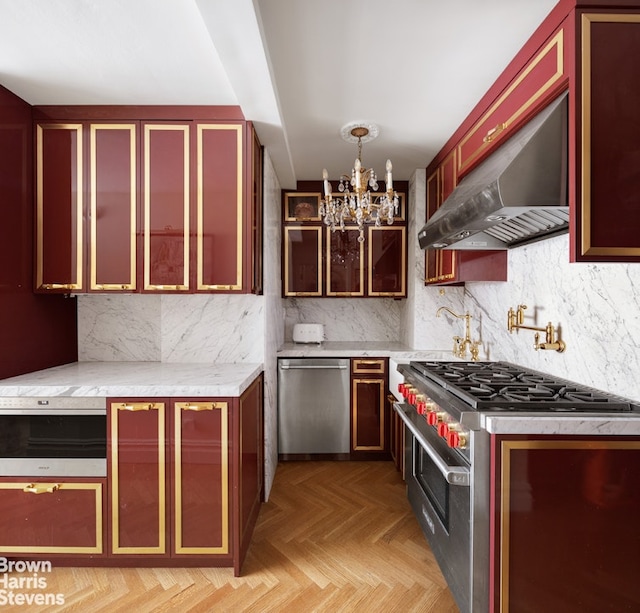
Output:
[419, 92, 568, 251]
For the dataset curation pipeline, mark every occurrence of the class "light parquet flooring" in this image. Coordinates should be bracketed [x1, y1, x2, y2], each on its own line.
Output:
[3, 461, 460, 613]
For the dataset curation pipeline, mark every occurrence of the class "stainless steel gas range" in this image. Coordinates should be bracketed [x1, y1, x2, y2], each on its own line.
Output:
[394, 360, 639, 613]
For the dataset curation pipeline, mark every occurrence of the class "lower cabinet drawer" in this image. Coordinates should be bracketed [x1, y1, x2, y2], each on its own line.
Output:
[0, 480, 105, 554]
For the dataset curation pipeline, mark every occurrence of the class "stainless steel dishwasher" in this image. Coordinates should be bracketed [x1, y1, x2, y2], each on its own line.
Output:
[278, 358, 350, 456]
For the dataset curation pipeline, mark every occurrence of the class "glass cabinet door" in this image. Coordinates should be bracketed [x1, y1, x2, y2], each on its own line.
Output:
[368, 226, 406, 297]
[283, 226, 322, 296]
[326, 227, 364, 296]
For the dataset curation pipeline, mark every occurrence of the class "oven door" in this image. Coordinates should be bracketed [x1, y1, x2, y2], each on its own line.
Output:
[0, 412, 107, 477]
[395, 402, 472, 613]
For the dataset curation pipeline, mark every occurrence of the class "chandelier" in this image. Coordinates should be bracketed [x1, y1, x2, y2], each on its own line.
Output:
[319, 122, 398, 243]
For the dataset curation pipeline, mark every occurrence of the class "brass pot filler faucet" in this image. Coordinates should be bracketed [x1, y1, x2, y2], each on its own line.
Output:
[507, 304, 566, 352]
[436, 307, 481, 361]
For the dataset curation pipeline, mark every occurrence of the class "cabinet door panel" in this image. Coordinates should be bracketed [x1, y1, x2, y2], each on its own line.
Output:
[368, 226, 406, 296]
[90, 124, 137, 290]
[283, 226, 322, 296]
[110, 401, 166, 555]
[197, 124, 244, 290]
[143, 124, 190, 291]
[326, 227, 364, 296]
[0, 481, 103, 554]
[352, 379, 385, 451]
[36, 123, 83, 291]
[174, 401, 229, 554]
[458, 28, 566, 176]
[495, 439, 640, 613]
[578, 15, 640, 259]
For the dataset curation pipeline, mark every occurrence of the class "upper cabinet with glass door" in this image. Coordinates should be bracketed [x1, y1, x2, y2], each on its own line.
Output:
[33, 108, 263, 294]
[282, 183, 407, 298]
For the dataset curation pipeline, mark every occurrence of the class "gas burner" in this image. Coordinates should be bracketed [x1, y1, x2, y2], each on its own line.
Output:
[498, 384, 560, 402]
[468, 371, 518, 385]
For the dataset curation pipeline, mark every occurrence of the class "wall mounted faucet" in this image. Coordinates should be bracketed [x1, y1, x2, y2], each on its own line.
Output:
[507, 304, 566, 352]
[436, 306, 480, 361]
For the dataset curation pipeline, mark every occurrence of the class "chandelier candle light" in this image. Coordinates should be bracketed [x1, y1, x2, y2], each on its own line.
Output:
[320, 122, 399, 242]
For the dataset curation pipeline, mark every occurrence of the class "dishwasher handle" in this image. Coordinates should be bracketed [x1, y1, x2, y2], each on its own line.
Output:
[279, 363, 348, 370]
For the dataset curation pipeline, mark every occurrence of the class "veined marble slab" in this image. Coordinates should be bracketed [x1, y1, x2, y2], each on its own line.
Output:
[484, 414, 640, 435]
[277, 342, 455, 359]
[0, 362, 263, 398]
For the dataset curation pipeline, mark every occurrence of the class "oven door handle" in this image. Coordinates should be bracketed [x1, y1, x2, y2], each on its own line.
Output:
[394, 403, 470, 487]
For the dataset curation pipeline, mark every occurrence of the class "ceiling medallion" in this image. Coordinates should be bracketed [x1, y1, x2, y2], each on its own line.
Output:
[320, 122, 398, 242]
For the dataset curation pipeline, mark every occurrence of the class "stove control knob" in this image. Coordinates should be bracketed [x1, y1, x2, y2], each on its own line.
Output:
[415, 395, 426, 413]
[427, 411, 446, 426]
[398, 382, 406, 395]
[437, 422, 450, 437]
[447, 431, 468, 449]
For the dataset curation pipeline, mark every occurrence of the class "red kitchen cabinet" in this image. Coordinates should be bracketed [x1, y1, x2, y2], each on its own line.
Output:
[326, 227, 364, 297]
[35, 123, 84, 292]
[34, 108, 262, 293]
[283, 226, 323, 296]
[457, 28, 567, 177]
[425, 151, 507, 286]
[425, 1, 640, 263]
[368, 226, 406, 297]
[196, 123, 245, 291]
[109, 400, 168, 556]
[491, 435, 640, 613]
[572, 9, 640, 261]
[142, 124, 190, 292]
[0, 479, 105, 556]
[90, 123, 138, 291]
[283, 184, 407, 297]
[350, 359, 390, 459]
[108, 375, 263, 573]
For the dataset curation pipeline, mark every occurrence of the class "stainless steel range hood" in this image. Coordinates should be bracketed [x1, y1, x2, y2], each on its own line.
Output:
[419, 92, 568, 250]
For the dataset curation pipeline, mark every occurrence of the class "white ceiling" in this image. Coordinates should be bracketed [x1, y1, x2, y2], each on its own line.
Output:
[0, 0, 559, 189]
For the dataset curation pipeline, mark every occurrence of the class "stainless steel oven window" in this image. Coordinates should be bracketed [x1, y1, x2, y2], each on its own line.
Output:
[0, 415, 107, 458]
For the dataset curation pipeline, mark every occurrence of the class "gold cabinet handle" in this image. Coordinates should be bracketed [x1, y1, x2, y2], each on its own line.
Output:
[179, 402, 225, 411]
[24, 483, 60, 494]
[483, 122, 507, 143]
[118, 403, 158, 411]
[41, 283, 78, 290]
[181, 403, 214, 411]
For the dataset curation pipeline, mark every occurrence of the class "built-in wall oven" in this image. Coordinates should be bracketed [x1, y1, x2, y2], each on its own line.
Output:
[0, 397, 107, 477]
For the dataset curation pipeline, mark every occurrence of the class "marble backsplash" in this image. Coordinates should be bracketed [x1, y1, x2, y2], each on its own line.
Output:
[422, 233, 640, 403]
[77, 293, 265, 363]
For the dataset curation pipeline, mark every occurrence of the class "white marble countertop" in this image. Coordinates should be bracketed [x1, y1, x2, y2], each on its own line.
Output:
[0, 362, 263, 398]
[483, 414, 640, 435]
[277, 342, 456, 360]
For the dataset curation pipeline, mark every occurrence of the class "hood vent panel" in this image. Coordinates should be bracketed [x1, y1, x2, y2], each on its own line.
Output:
[419, 92, 568, 251]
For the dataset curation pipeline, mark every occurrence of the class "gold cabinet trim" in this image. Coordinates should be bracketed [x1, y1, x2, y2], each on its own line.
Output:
[0, 482, 103, 554]
[499, 439, 640, 613]
[196, 124, 244, 291]
[36, 123, 84, 291]
[89, 124, 137, 291]
[457, 29, 565, 176]
[284, 191, 322, 222]
[110, 401, 166, 554]
[326, 225, 365, 297]
[174, 401, 229, 554]
[352, 378, 385, 451]
[367, 225, 406, 297]
[352, 359, 386, 374]
[283, 226, 323, 296]
[580, 13, 640, 257]
[143, 124, 190, 291]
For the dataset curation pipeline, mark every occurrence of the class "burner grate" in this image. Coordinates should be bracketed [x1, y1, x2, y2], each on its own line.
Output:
[409, 360, 635, 412]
